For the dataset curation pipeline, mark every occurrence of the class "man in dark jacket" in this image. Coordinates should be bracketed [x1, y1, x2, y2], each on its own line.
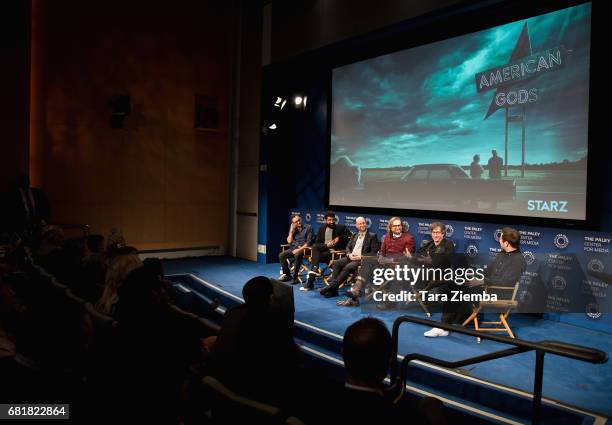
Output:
[302, 211, 351, 290]
[209, 276, 299, 407]
[318, 216, 379, 299]
[318, 318, 440, 425]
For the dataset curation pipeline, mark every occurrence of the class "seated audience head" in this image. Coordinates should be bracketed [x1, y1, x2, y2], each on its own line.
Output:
[324, 211, 336, 227]
[105, 228, 126, 255]
[106, 244, 138, 260]
[96, 253, 143, 315]
[473, 154, 480, 162]
[242, 276, 274, 311]
[387, 217, 405, 235]
[342, 317, 392, 387]
[500, 227, 520, 251]
[429, 222, 446, 244]
[40, 225, 65, 248]
[115, 266, 167, 322]
[143, 257, 164, 280]
[86, 234, 105, 254]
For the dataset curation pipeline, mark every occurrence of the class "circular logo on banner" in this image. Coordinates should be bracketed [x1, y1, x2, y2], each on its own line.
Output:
[466, 245, 479, 258]
[554, 234, 569, 249]
[365, 217, 372, 228]
[445, 225, 454, 238]
[587, 259, 604, 273]
[494, 228, 503, 242]
[402, 220, 410, 231]
[523, 251, 536, 266]
[551, 275, 567, 290]
[586, 303, 602, 320]
[335, 214, 340, 224]
[305, 213, 311, 222]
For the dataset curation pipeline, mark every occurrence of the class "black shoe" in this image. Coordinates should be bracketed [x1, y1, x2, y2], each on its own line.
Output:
[279, 273, 291, 282]
[319, 285, 332, 296]
[323, 288, 338, 298]
[337, 297, 359, 307]
[292, 277, 300, 285]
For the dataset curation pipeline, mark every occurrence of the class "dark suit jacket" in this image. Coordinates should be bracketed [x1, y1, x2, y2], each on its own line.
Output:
[209, 304, 299, 406]
[417, 239, 455, 272]
[314, 224, 351, 250]
[345, 231, 380, 257]
[322, 386, 428, 425]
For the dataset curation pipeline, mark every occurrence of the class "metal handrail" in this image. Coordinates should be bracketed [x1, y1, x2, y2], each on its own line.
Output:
[390, 315, 608, 425]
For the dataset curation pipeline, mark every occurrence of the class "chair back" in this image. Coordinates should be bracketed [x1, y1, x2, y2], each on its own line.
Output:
[168, 303, 220, 335]
[202, 375, 284, 424]
[482, 281, 520, 310]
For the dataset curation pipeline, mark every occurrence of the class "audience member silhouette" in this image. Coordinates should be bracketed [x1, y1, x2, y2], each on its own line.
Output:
[209, 276, 299, 407]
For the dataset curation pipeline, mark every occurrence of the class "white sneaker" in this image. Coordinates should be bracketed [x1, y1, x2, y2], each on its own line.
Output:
[424, 328, 449, 337]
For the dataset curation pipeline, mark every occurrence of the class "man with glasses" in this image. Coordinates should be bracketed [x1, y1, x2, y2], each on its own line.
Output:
[279, 214, 314, 283]
[417, 222, 455, 262]
[336, 217, 414, 307]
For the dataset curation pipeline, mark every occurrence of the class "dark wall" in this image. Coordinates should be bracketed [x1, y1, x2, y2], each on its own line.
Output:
[0, 1, 31, 192]
[270, 0, 467, 62]
[35, 0, 237, 250]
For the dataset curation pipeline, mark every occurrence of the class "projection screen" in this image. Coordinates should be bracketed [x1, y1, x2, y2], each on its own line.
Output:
[330, 3, 591, 220]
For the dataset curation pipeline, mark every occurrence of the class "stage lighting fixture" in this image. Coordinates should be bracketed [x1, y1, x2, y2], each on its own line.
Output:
[294, 96, 303, 106]
[274, 97, 288, 110]
[268, 123, 277, 129]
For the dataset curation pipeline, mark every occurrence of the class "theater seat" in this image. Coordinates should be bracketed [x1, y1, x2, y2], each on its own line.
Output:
[202, 375, 284, 424]
[168, 303, 221, 335]
[462, 281, 520, 342]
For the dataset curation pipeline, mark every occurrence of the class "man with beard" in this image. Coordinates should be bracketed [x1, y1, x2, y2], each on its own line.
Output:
[301, 211, 351, 291]
[335, 217, 415, 306]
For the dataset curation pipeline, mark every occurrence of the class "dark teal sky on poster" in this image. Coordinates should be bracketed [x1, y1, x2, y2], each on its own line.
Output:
[331, 3, 591, 169]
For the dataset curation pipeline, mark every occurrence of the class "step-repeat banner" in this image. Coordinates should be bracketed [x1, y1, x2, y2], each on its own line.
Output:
[289, 209, 612, 332]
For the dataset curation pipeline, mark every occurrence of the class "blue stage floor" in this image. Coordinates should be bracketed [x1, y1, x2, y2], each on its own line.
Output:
[164, 256, 612, 418]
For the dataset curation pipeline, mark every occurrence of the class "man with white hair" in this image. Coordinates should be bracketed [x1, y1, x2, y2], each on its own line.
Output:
[317, 217, 379, 299]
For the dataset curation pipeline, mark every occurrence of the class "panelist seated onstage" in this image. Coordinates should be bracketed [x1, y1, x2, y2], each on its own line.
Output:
[423, 227, 527, 338]
[334, 217, 414, 307]
[318, 216, 380, 297]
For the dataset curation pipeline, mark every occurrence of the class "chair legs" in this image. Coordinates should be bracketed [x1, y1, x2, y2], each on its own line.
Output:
[500, 313, 515, 339]
[279, 260, 308, 282]
[463, 308, 515, 343]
